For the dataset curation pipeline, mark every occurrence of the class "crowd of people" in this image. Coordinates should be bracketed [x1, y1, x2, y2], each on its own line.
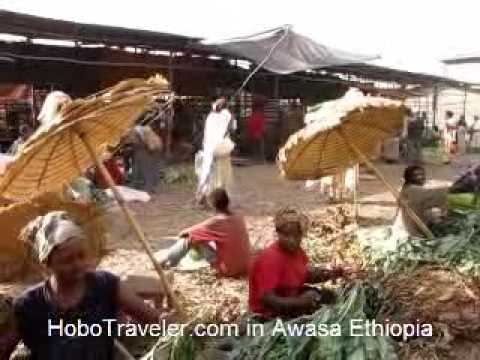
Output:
[402, 109, 480, 164]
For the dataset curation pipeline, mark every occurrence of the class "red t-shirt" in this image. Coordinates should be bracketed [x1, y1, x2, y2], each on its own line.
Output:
[95, 158, 124, 189]
[248, 242, 308, 316]
[187, 213, 251, 277]
[247, 110, 266, 140]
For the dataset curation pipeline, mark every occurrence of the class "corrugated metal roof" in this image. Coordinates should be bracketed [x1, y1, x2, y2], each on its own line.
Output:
[442, 52, 480, 65]
[0, 10, 199, 51]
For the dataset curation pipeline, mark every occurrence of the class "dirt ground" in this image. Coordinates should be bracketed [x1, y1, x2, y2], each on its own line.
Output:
[1, 155, 477, 296]
[98, 156, 474, 278]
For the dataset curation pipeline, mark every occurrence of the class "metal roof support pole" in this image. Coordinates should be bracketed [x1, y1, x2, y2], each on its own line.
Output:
[273, 75, 280, 99]
[432, 85, 438, 128]
[463, 86, 468, 117]
[166, 52, 175, 157]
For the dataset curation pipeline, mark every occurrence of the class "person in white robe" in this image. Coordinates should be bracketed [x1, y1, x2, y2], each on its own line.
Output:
[469, 116, 480, 150]
[457, 117, 467, 155]
[195, 97, 236, 204]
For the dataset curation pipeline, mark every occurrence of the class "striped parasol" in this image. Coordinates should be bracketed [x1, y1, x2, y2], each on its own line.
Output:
[277, 90, 433, 238]
[278, 90, 406, 180]
[0, 76, 170, 200]
[0, 76, 186, 317]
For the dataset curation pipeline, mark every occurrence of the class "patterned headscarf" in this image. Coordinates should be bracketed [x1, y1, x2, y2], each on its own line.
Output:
[20, 211, 86, 263]
[274, 206, 309, 235]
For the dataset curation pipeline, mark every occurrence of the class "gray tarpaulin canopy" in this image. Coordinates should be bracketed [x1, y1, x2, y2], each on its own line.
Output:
[201, 25, 379, 75]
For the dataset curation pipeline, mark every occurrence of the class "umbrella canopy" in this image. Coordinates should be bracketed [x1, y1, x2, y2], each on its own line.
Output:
[0, 76, 170, 201]
[201, 25, 378, 74]
[278, 89, 406, 180]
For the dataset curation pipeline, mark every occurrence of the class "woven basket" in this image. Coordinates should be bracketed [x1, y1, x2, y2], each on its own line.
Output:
[0, 192, 106, 281]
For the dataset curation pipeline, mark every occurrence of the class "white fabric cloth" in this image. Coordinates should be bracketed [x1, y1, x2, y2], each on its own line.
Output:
[105, 186, 151, 203]
[197, 108, 235, 196]
[0, 154, 13, 175]
[23, 211, 86, 263]
[457, 126, 467, 155]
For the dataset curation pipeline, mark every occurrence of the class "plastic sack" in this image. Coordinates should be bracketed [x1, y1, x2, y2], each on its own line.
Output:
[214, 136, 235, 157]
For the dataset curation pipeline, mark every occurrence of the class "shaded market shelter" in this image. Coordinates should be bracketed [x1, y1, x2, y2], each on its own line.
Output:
[0, 10, 470, 154]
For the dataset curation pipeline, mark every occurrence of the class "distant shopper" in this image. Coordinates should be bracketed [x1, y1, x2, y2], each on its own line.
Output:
[444, 111, 457, 155]
[405, 111, 424, 164]
[457, 116, 467, 155]
[8, 124, 33, 155]
[195, 97, 236, 205]
[37, 91, 72, 126]
[129, 125, 163, 194]
[247, 101, 266, 162]
[469, 115, 480, 150]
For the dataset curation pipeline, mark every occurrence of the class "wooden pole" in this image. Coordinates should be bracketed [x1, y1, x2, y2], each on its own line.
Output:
[353, 164, 359, 220]
[79, 134, 185, 318]
[114, 340, 136, 360]
[338, 130, 434, 239]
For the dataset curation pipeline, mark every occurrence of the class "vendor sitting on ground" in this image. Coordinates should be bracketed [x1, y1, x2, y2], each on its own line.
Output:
[394, 165, 448, 237]
[248, 207, 353, 319]
[0, 211, 173, 360]
[447, 163, 480, 209]
[450, 163, 480, 194]
[159, 188, 250, 277]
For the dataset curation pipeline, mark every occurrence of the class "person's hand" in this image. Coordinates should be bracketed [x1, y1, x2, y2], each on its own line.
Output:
[159, 310, 178, 325]
[178, 230, 189, 238]
[299, 290, 322, 309]
[328, 264, 356, 278]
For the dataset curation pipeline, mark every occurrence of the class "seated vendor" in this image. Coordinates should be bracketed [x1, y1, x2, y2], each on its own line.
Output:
[394, 165, 448, 237]
[159, 188, 250, 277]
[450, 163, 480, 194]
[0, 211, 173, 360]
[248, 207, 352, 319]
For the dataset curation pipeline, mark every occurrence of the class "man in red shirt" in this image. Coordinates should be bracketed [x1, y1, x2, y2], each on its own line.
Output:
[247, 102, 266, 162]
[249, 207, 353, 318]
[95, 157, 124, 189]
[159, 188, 250, 277]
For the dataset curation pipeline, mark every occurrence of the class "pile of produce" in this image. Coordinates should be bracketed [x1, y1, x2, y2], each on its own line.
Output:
[145, 281, 398, 360]
[305, 206, 362, 269]
[383, 266, 480, 340]
[173, 268, 246, 324]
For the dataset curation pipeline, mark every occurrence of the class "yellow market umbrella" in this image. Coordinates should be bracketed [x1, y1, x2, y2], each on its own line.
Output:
[0, 76, 185, 315]
[278, 90, 433, 238]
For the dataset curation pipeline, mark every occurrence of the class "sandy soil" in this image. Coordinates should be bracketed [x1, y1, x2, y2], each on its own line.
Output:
[98, 156, 472, 278]
[1, 155, 476, 296]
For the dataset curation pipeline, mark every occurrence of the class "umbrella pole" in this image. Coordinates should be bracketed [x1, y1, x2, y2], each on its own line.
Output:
[353, 164, 359, 220]
[79, 135, 185, 318]
[339, 133, 434, 239]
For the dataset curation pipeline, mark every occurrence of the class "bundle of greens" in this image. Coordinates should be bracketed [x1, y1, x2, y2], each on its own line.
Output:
[357, 210, 480, 277]
[231, 281, 397, 360]
[162, 165, 196, 186]
[142, 282, 397, 360]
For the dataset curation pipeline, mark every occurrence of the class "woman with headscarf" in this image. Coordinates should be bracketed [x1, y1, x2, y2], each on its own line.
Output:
[0, 212, 172, 359]
[129, 125, 163, 194]
[195, 97, 236, 205]
[8, 124, 33, 156]
[248, 207, 354, 319]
